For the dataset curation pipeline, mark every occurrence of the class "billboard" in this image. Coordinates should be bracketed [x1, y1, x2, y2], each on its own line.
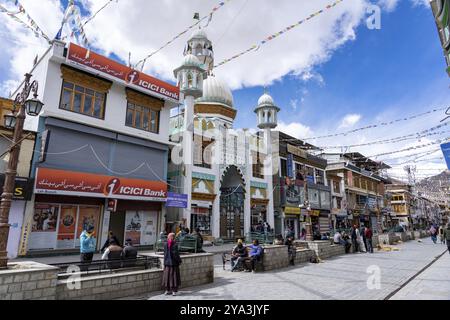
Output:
[66, 43, 180, 102]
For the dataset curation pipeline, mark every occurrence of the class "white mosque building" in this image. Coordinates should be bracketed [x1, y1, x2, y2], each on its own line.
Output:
[167, 28, 280, 241]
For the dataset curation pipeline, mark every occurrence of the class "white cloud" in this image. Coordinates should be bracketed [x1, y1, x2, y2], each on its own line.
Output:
[277, 121, 314, 140]
[0, 0, 372, 95]
[338, 114, 362, 129]
[289, 99, 298, 111]
[377, 0, 401, 12]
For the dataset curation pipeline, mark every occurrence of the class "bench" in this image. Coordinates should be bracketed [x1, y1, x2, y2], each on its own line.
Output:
[222, 248, 265, 272]
[51, 256, 160, 278]
[155, 236, 200, 253]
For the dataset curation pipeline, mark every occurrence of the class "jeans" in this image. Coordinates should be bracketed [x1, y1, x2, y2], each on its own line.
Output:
[366, 239, 373, 253]
[231, 256, 245, 271]
[80, 252, 94, 271]
[447, 245, 450, 255]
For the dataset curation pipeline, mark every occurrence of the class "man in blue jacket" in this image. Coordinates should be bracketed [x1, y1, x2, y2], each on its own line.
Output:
[248, 239, 263, 273]
[80, 225, 97, 271]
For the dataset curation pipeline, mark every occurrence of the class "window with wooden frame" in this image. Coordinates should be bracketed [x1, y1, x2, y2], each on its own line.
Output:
[59, 65, 111, 119]
[126, 88, 163, 134]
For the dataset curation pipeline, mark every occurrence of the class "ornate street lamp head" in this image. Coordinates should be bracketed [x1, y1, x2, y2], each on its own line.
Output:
[25, 97, 44, 116]
[3, 114, 16, 130]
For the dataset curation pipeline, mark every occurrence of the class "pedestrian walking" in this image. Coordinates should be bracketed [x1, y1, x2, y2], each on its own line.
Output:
[430, 225, 438, 244]
[365, 226, 374, 254]
[439, 225, 445, 245]
[80, 225, 96, 271]
[162, 233, 182, 296]
[445, 225, 450, 254]
[351, 226, 359, 253]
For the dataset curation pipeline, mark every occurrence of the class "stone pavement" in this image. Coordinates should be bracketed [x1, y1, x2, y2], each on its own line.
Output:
[126, 238, 448, 300]
[390, 246, 450, 300]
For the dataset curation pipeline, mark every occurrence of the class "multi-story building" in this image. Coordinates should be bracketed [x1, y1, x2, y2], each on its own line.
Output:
[273, 133, 331, 239]
[323, 153, 390, 233]
[0, 98, 35, 259]
[430, 0, 450, 76]
[385, 183, 416, 229]
[167, 29, 276, 242]
[10, 40, 179, 256]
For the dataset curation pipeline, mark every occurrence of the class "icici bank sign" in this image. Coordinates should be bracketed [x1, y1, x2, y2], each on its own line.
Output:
[35, 168, 167, 202]
[67, 43, 180, 102]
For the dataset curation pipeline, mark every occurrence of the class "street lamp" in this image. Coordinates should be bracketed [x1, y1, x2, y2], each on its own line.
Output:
[0, 73, 43, 269]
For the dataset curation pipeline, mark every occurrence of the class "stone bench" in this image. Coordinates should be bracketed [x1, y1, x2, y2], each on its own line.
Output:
[395, 232, 408, 242]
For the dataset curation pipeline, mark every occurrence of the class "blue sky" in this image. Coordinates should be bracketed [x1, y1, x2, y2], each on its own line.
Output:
[233, 0, 449, 129]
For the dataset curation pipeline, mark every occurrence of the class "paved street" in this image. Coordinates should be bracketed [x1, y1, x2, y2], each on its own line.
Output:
[124, 238, 449, 300]
[391, 245, 450, 300]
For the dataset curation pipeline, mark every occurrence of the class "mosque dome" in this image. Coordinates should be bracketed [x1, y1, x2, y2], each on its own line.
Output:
[257, 93, 275, 107]
[196, 75, 234, 109]
[181, 54, 202, 67]
[190, 28, 209, 41]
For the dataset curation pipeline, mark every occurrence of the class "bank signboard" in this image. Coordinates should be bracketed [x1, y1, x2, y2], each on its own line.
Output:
[35, 168, 167, 202]
[66, 43, 180, 102]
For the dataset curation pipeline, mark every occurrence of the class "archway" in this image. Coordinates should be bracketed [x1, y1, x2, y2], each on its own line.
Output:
[220, 166, 246, 240]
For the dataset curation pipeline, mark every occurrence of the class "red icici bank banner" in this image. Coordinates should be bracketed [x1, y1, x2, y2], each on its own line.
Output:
[35, 168, 167, 202]
[66, 43, 180, 102]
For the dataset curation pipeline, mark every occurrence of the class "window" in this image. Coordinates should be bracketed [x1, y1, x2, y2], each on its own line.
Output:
[332, 180, 341, 193]
[320, 191, 330, 209]
[126, 102, 160, 133]
[315, 170, 325, 185]
[193, 135, 213, 169]
[60, 81, 105, 119]
[295, 163, 305, 180]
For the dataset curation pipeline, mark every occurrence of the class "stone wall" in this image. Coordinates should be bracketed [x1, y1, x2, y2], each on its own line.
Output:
[414, 231, 421, 239]
[0, 262, 58, 300]
[303, 241, 345, 260]
[261, 245, 289, 271]
[406, 231, 415, 240]
[395, 232, 408, 242]
[378, 233, 397, 245]
[294, 249, 314, 264]
[56, 269, 163, 300]
[148, 253, 214, 289]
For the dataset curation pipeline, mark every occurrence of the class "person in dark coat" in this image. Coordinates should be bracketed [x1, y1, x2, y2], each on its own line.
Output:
[101, 231, 121, 253]
[162, 233, 182, 296]
[122, 238, 138, 267]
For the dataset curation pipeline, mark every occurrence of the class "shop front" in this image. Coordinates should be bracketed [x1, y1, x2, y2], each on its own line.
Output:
[191, 198, 214, 236]
[250, 182, 270, 232]
[283, 206, 302, 239]
[0, 175, 34, 259]
[24, 167, 167, 253]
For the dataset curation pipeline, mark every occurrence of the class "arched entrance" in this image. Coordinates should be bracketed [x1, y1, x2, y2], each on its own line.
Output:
[220, 166, 245, 240]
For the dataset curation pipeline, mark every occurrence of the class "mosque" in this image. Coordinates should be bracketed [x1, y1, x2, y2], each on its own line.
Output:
[167, 28, 280, 241]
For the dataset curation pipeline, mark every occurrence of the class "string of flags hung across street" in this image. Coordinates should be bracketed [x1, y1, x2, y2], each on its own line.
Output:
[0, 0, 51, 43]
[214, 0, 345, 69]
[135, 0, 232, 71]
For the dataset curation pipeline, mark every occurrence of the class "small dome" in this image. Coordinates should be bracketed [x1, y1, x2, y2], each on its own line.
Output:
[182, 54, 202, 67]
[190, 28, 209, 41]
[196, 75, 234, 108]
[258, 93, 275, 106]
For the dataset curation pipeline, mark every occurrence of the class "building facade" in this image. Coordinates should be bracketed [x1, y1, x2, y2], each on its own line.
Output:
[11, 41, 178, 256]
[273, 133, 331, 239]
[167, 29, 275, 242]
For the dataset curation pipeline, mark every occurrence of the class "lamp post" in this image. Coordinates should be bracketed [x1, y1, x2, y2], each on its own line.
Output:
[0, 73, 43, 269]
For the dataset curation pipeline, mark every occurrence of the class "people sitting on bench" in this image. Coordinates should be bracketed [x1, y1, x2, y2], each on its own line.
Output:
[122, 238, 138, 267]
[247, 239, 263, 273]
[101, 239, 123, 269]
[231, 239, 248, 272]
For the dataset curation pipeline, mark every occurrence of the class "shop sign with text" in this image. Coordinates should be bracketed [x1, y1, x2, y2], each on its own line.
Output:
[35, 168, 167, 202]
[67, 43, 180, 102]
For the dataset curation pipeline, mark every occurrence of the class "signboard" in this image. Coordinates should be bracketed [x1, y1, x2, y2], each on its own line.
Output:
[107, 199, 118, 212]
[0, 175, 33, 201]
[441, 142, 450, 170]
[166, 192, 188, 208]
[284, 206, 301, 215]
[35, 168, 167, 202]
[287, 144, 307, 159]
[66, 43, 180, 102]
